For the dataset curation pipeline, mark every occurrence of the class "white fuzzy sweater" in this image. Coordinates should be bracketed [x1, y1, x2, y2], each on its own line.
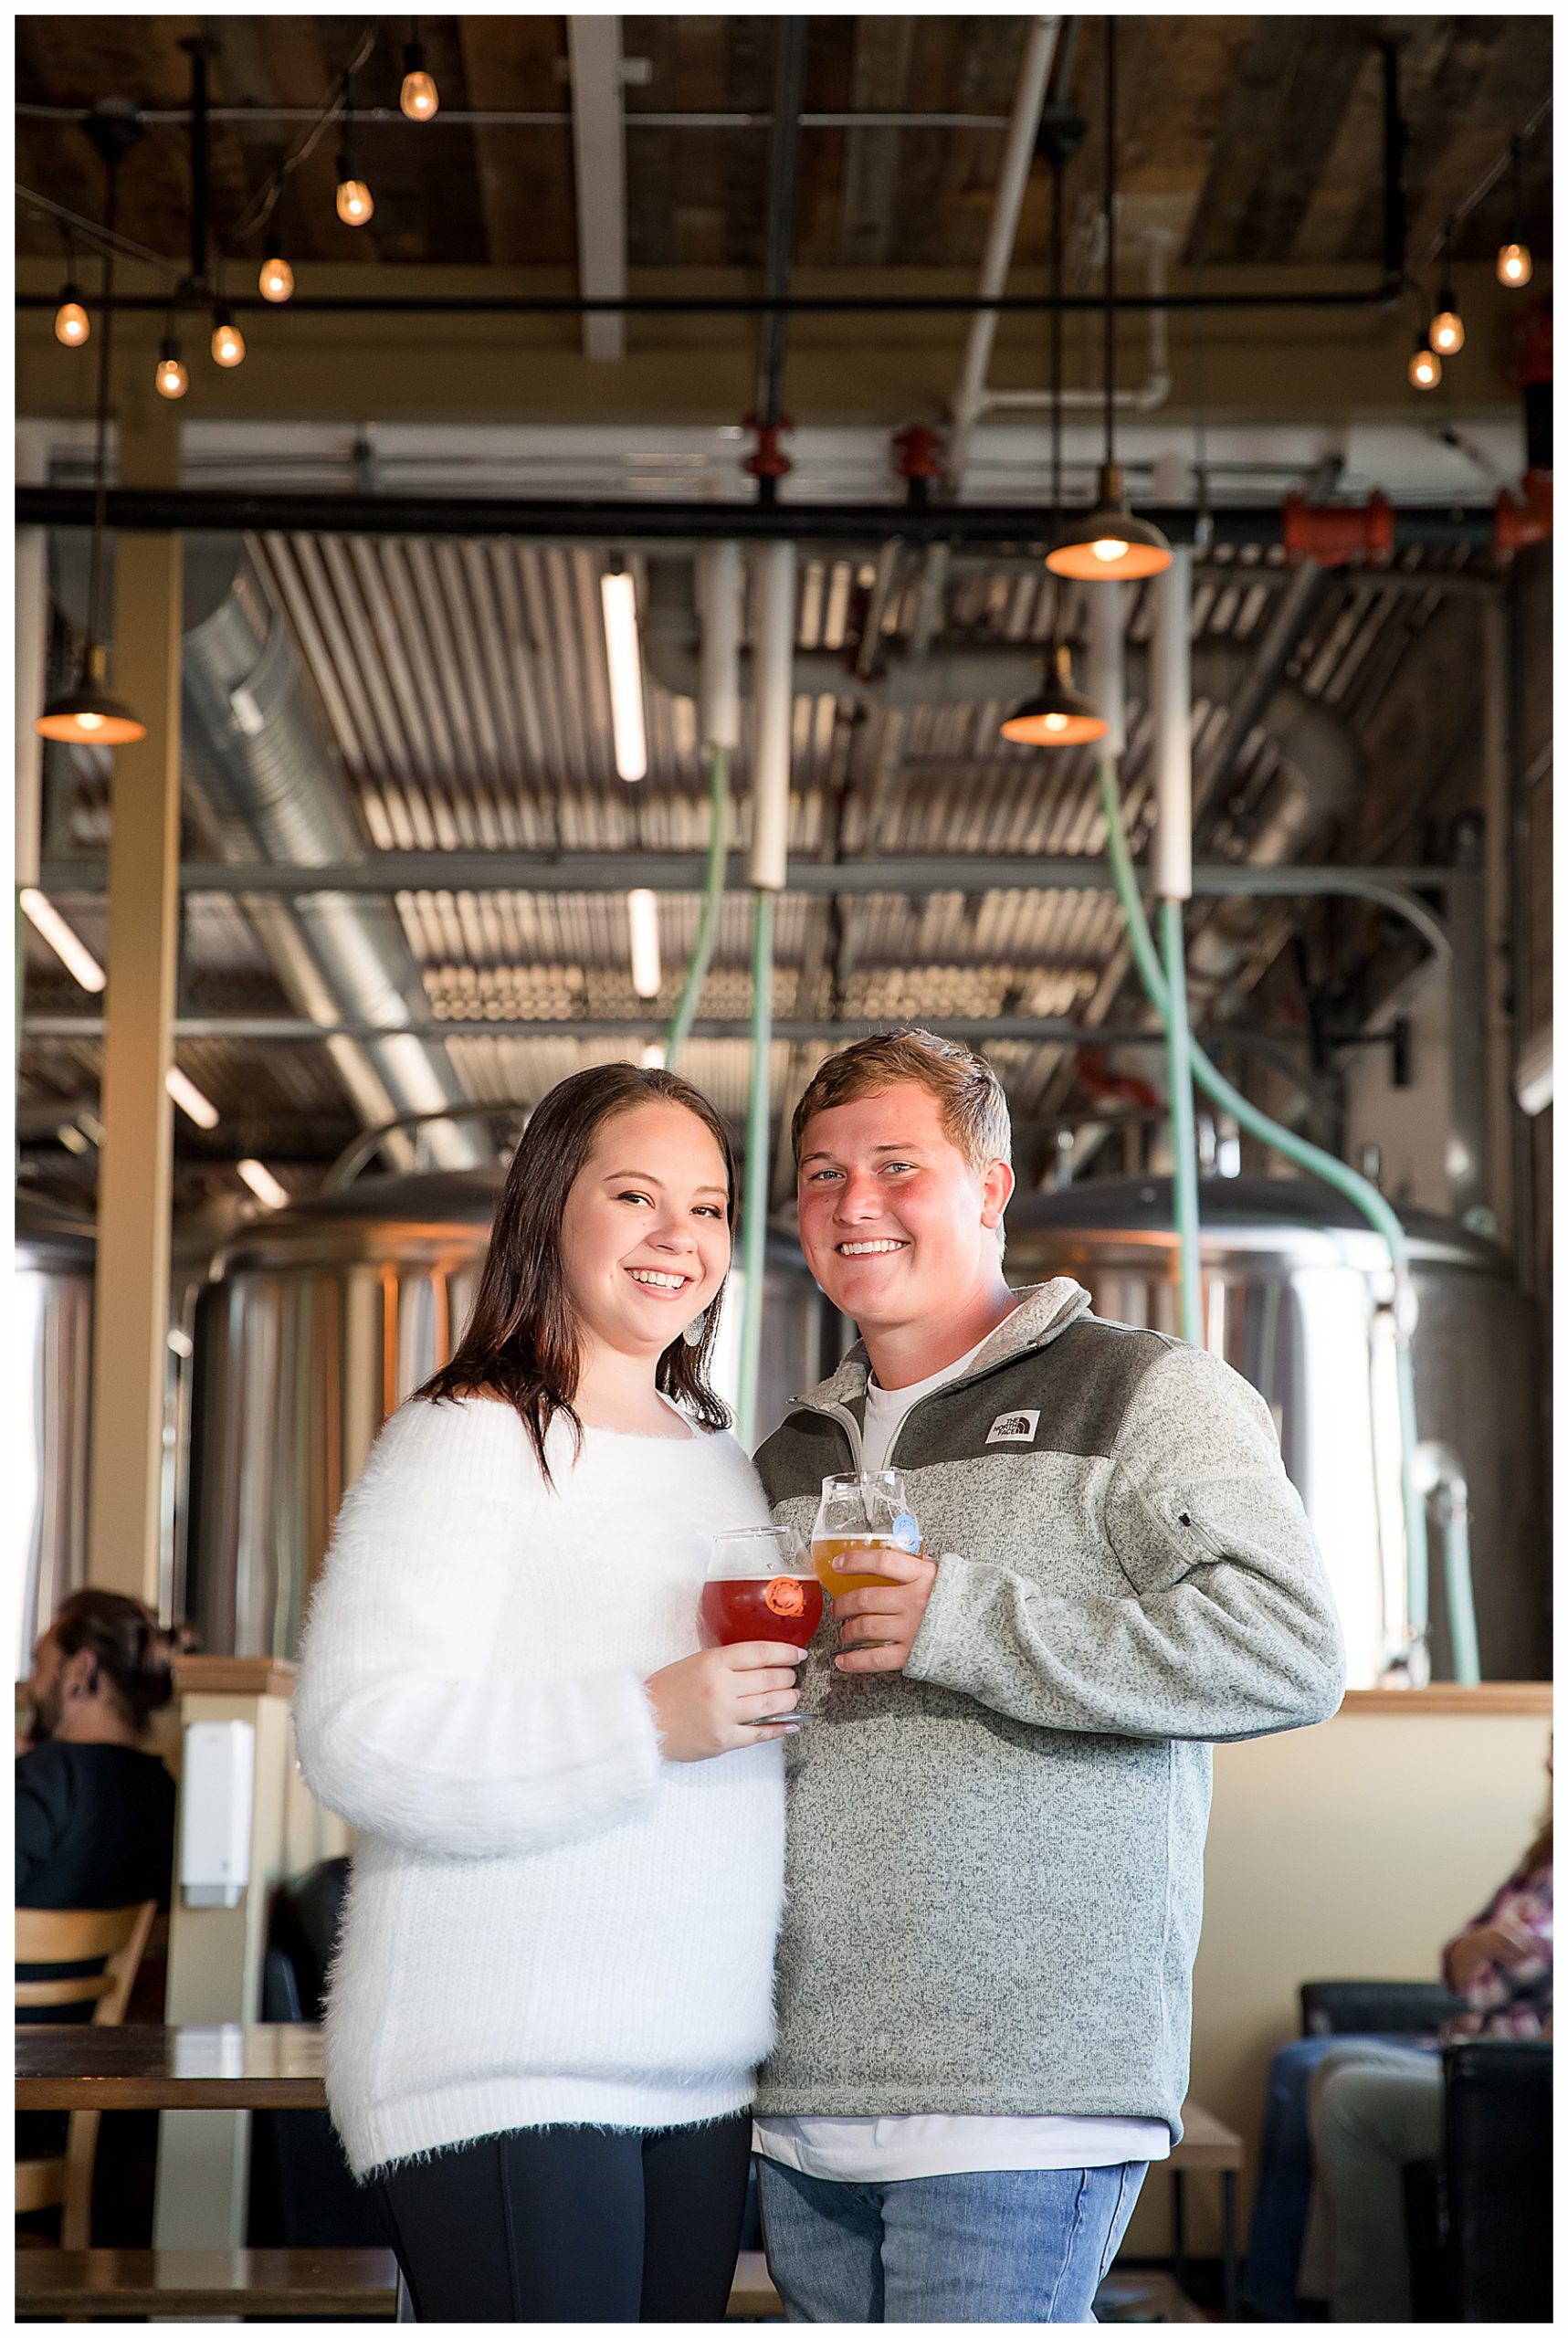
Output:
[292, 1394, 785, 2178]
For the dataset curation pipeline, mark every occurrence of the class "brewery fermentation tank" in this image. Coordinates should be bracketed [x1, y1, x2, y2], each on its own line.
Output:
[184, 1170, 827, 1658]
[1005, 1177, 1546, 1686]
[16, 1199, 95, 1675]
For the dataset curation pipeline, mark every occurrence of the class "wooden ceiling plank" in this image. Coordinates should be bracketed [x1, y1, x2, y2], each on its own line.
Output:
[1183, 19, 1314, 268]
[458, 15, 574, 269]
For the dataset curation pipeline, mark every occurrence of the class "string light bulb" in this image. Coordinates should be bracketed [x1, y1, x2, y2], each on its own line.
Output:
[258, 237, 295, 302]
[54, 284, 90, 346]
[336, 157, 374, 226]
[1408, 331, 1441, 392]
[154, 335, 188, 399]
[400, 27, 439, 121]
[211, 305, 246, 368]
[1428, 289, 1465, 356]
[1497, 134, 1532, 287]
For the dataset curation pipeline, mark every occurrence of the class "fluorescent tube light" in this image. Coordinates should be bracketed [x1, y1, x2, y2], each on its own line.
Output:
[237, 1158, 289, 1210]
[601, 569, 648, 783]
[628, 889, 662, 998]
[1515, 1024, 1552, 1117]
[19, 888, 105, 992]
[166, 1068, 220, 1130]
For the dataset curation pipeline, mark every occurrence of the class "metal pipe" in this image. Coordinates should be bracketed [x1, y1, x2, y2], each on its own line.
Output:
[1412, 1442, 1482, 1684]
[1152, 549, 1201, 1343]
[664, 744, 728, 1072]
[13, 281, 1407, 319]
[16, 486, 1494, 550]
[980, 231, 1173, 416]
[944, 14, 1061, 486]
[738, 889, 776, 1448]
[748, 543, 796, 891]
[755, 19, 807, 437]
[18, 104, 1026, 132]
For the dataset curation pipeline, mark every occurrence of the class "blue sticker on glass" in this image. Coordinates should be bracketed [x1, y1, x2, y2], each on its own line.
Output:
[891, 1511, 921, 1552]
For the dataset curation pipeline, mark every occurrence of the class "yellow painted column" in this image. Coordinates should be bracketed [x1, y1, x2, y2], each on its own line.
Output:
[86, 392, 182, 1607]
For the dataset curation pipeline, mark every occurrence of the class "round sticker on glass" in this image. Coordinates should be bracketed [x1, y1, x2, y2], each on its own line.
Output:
[891, 1511, 921, 1553]
[763, 1576, 807, 1617]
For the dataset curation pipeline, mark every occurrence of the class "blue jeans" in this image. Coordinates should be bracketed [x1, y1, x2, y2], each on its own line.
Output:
[758, 2156, 1148, 2322]
[1240, 2035, 1437, 2320]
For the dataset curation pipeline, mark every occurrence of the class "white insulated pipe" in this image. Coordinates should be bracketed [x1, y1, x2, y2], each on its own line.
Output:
[16, 427, 50, 891]
[943, 16, 1060, 490]
[1085, 582, 1126, 760]
[747, 542, 795, 893]
[698, 541, 742, 752]
[1151, 547, 1194, 901]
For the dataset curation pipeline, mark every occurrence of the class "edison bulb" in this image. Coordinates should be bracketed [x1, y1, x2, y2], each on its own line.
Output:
[336, 175, 374, 227]
[1043, 711, 1068, 733]
[1408, 343, 1441, 390]
[1429, 309, 1464, 355]
[212, 315, 247, 368]
[1497, 241, 1531, 288]
[75, 711, 105, 733]
[1092, 537, 1130, 564]
[155, 350, 188, 399]
[401, 68, 439, 120]
[258, 250, 295, 303]
[55, 293, 89, 347]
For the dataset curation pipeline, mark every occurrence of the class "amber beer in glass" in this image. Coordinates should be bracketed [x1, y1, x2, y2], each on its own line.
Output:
[700, 1525, 824, 1652]
[811, 1470, 922, 1597]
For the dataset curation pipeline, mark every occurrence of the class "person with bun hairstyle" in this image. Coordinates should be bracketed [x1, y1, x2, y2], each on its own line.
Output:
[293, 1065, 800, 2324]
[17, 1588, 178, 1919]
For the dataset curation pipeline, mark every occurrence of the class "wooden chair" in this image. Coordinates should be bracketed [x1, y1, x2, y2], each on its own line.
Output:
[16, 1900, 159, 2247]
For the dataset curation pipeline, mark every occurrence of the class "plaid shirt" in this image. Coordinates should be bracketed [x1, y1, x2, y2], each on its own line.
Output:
[1442, 1855, 1553, 2041]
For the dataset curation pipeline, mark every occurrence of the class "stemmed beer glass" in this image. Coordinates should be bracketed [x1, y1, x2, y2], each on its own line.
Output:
[810, 1469, 922, 1597]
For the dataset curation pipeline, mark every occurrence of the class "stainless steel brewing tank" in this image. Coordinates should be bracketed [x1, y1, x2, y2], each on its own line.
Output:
[1004, 1177, 1545, 1685]
[16, 1200, 95, 1675]
[184, 1170, 827, 1658]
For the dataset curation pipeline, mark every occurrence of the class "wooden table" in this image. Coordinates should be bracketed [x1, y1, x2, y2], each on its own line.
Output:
[18, 2029, 1237, 2318]
[16, 2023, 326, 2112]
[1167, 2101, 1244, 2317]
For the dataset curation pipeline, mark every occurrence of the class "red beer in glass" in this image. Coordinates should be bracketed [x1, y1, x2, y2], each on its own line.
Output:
[700, 1526, 823, 1651]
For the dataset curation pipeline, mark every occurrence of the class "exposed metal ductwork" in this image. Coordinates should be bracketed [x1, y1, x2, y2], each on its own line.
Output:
[177, 541, 489, 1171]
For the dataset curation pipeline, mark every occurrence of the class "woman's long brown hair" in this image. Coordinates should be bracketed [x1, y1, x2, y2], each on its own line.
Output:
[416, 1064, 735, 1481]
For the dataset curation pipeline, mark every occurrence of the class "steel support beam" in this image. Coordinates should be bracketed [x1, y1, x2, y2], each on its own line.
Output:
[566, 16, 627, 362]
[14, 487, 1497, 552]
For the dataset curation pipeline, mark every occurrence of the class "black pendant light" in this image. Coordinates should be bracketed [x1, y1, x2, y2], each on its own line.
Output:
[36, 102, 148, 748]
[1047, 21, 1172, 583]
[1002, 106, 1106, 747]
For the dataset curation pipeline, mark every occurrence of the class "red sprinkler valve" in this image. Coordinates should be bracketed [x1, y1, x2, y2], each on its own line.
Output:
[1281, 489, 1394, 568]
[892, 425, 945, 481]
[1494, 469, 1552, 559]
[742, 417, 795, 481]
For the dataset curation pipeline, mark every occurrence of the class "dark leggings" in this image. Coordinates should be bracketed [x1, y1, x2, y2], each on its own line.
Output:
[374, 2113, 753, 2323]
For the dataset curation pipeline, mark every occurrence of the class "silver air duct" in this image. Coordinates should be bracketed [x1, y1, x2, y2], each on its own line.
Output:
[179, 542, 488, 1171]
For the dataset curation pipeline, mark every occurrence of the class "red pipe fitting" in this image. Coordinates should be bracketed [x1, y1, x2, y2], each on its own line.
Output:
[1077, 1050, 1161, 1112]
[1281, 489, 1394, 568]
[742, 417, 795, 480]
[1494, 469, 1552, 559]
[892, 424, 945, 481]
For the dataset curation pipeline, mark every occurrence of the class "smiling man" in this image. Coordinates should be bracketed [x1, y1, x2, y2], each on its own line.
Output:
[750, 1029, 1346, 2324]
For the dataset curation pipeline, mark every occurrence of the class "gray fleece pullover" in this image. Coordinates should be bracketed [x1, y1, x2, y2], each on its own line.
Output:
[752, 1279, 1346, 2142]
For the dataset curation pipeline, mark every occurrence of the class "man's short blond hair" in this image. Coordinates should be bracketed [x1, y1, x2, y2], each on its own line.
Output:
[791, 1029, 1013, 1252]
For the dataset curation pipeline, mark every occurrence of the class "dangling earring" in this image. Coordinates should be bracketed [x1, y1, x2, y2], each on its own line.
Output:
[683, 1310, 708, 1348]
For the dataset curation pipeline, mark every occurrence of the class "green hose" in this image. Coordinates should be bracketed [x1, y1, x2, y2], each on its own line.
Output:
[736, 887, 776, 1448]
[1159, 896, 1203, 1346]
[1097, 752, 1447, 1681]
[664, 744, 730, 1072]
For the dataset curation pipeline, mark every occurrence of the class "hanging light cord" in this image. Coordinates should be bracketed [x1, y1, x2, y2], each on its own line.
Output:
[1049, 149, 1064, 637]
[1102, 16, 1117, 474]
[223, 18, 382, 256]
[83, 150, 121, 658]
[1408, 93, 1550, 275]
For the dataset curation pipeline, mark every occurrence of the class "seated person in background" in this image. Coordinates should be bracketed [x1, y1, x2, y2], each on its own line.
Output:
[16, 1590, 180, 2236]
[1296, 1774, 1552, 2323]
[17, 1588, 178, 1968]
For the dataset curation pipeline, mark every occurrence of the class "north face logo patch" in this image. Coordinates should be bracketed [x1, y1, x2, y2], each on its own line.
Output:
[986, 1410, 1040, 1445]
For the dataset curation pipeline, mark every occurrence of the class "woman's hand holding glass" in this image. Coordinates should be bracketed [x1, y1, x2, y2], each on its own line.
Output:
[648, 1526, 817, 1758]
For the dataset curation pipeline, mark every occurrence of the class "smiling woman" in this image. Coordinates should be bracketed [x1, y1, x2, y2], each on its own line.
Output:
[417, 1061, 738, 1470]
[289, 1059, 805, 2320]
